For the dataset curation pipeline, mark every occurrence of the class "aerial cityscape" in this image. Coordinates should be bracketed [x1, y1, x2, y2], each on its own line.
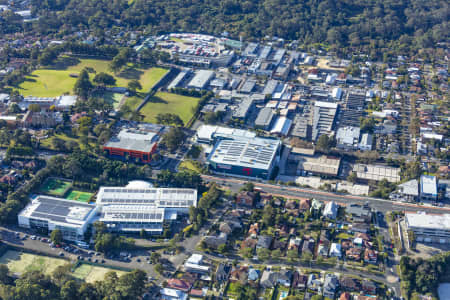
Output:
[0, 1, 448, 300]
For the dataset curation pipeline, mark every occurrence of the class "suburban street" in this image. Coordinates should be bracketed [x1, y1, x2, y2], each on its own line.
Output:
[202, 174, 450, 214]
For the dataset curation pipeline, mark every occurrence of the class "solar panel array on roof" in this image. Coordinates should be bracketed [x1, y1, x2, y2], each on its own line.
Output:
[209, 136, 280, 170]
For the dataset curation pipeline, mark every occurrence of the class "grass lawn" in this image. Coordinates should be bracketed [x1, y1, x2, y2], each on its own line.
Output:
[40, 133, 95, 150]
[226, 282, 241, 296]
[103, 92, 124, 110]
[16, 56, 167, 97]
[72, 264, 127, 283]
[178, 160, 202, 173]
[139, 92, 201, 124]
[0, 250, 68, 276]
[39, 177, 72, 196]
[122, 96, 143, 111]
[66, 190, 93, 203]
[336, 232, 353, 240]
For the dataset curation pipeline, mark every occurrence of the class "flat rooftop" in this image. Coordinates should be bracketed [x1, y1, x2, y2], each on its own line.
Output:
[196, 125, 256, 142]
[353, 164, 401, 183]
[100, 205, 165, 223]
[297, 155, 341, 176]
[19, 196, 95, 228]
[208, 136, 281, 170]
[104, 129, 157, 153]
[421, 175, 437, 196]
[97, 187, 197, 208]
[406, 213, 450, 231]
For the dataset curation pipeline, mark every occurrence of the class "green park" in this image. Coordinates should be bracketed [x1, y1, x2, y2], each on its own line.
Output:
[16, 57, 168, 97]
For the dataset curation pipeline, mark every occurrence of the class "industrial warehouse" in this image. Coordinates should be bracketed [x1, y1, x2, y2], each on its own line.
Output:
[207, 135, 281, 180]
[18, 185, 197, 240]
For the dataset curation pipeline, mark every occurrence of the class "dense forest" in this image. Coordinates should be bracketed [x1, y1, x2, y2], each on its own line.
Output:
[400, 252, 450, 299]
[2, 0, 448, 58]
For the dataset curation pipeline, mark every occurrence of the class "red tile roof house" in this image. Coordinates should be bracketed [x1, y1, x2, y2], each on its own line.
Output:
[229, 266, 248, 283]
[364, 249, 378, 264]
[346, 248, 362, 261]
[166, 278, 192, 292]
[236, 191, 255, 207]
[340, 292, 351, 300]
[189, 289, 204, 297]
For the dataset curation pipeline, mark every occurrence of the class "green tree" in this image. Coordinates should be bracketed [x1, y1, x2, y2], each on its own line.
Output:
[316, 134, 334, 153]
[154, 263, 164, 274]
[93, 72, 116, 86]
[256, 248, 270, 261]
[127, 79, 142, 93]
[50, 229, 63, 245]
[73, 68, 93, 99]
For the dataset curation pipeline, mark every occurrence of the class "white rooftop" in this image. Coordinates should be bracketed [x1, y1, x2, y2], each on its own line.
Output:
[196, 125, 256, 142]
[208, 136, 280, 170]
[406, 213, 450, 231]
[420, 175, 437, 196]
[97, 187, 197, 208]
[315, 101, 338, 109]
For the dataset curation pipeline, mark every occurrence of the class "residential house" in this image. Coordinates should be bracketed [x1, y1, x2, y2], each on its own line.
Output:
[285, 199, 297, 210]
[247, 268, 260, 284]
[257, 235, 272, 249]
[272, 239, 287, 251]
[364, 249, 377, 264]
[260, 270, 292, 289]
[215, 263, 231, 282]
[307, 274, 321, 292]
[362, 280, 377, 294]
[329, 243, 342, 258]
[310, 199, 323, 217]
[203, 233, 227, 249]
[301, 237, 315, 255]
[323, 274, 339, 299]
[189, 289, 205, 298]
[323, 201, 338, 219]
[346, 248, 361, 261]
[288, 237, 302, 251]
[317, 244, 328, 257]
[340, 292, 351, 300]
[346, 203, 372, 223]
[340, 277, 361, 292]
[229, 266, 248, 283]
[292, 271, 307, 290]
[236, 191, 255, 207]
[351, 223, 370, 233]
[241, 237, 257, 250]
[160, 288, 188, 300]
[166, 279, 191, 292]
[219, 223, 232, 235]
[299, 199, 311, 212]
[354, 296, 379, 300]
[248, 223, 259, 237]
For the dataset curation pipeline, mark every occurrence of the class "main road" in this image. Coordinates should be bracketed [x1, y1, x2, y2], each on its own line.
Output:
[201, 174, 449, 214]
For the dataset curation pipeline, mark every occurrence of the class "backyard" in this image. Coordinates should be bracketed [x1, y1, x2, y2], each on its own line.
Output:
[16, 57, 168, 97]
[138, 92, 201, 124]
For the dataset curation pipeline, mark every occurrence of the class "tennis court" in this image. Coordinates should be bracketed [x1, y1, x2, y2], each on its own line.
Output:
[66, 190, 93, 203]
[39, 178, 72, 197]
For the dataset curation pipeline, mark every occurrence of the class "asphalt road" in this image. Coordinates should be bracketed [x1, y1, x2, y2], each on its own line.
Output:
[202, 174, 449, 214]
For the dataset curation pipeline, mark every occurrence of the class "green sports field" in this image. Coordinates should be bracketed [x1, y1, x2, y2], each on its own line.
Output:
[103, 92, 124, 110]
[72, 264, 127, 283]
[0, 250, 67, 276]
[66, 190, 93, 203]
[39, 178, 72, 197]
[0, 251, 126, 282]
[138, 92, 201, 124]
[16, 57, 168, 97]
